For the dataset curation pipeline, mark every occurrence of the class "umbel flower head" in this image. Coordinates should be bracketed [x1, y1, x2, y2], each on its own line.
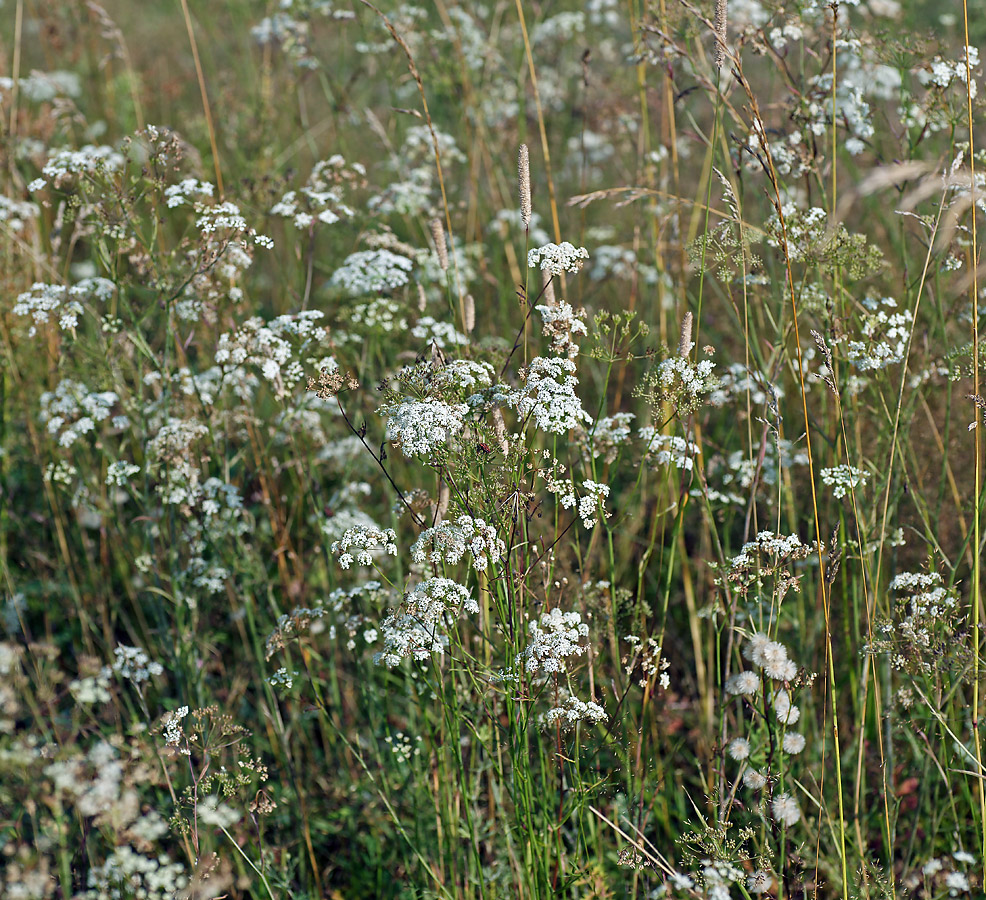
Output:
[507, 356, 591, 435]
[375, 577, 476, 668]
[382, 397, 469, 457]
[527, 241, 590, 277]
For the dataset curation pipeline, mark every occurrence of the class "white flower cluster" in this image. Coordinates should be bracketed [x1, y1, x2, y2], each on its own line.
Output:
[385, 731, 422, 764]
[265, 607, 327, 658]
[508, 356, 592, 434]
[31, 144, 125, 189]
[383, 397, 469, 457]
[106, 460, 141, 487]
[649, 354, 718, 414]
[709, 363, 783, 408]
[588, 244, 659, 283]
[46, 741, 125, 817]
[0, 193, 39, 231]
[14, 278, 116, 337]
[490, 207, 551, 246]
[535, 301, 587, 358]
[584, 413, 635, 462]
[163, 706, 190, 752]
[541, 696, 607, 729]
[195, 200, 272, 248]
[430, 359, 496, 394]
[717, 439, 809, 491]
[886, 571, 960, 658]
[743, 632, 799, 683]
[177, 236, 257, 322]
[411, 316, 469, 348]
[639, 428, 698, 471]
[411, 515, 506, 572]
[820, 464, 869, 499]
[111, 645, 164, 686]
[146, 418, 210, 507]
[747, 870, 775, 895]
[82, 846, 188, 900]
[163, 177, 214, 208]
[270, 155, 364, 227]
[197, 795, 241, 829]
[698, 860, 745, 898]
[923, 45, 980, 97]
[764, 204, 828, 262]
[375, 577, 476, 667]
[330, 248, 415, 296]
[721, 633, 809, 821]
[725, 670, 761, 696]
[518, 608, 590, 675]
[343, 296, 407, 338]
[40, 379, 121, 448]
[561, 480, 610, 529]
[69, 669, 113, 705]
[727, 531, 814, 571]
[527, 241, 590, 277]
[844, 297, 911, 371]
[331, 524, 398, 569]
[0, 69, 81, 101]
[215, 311, 331, 400]
[914, 853, 976, 895]
[802, 70, 875, 154]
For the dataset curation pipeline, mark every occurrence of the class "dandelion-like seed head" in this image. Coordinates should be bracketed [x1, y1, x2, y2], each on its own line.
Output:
[725, 671, 761, 696]
[771, 793, 801, 827]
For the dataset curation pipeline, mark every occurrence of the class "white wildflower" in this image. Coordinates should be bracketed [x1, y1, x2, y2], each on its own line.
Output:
[411, 316, 469, 348]
[410, 515, 505, 572]
[330, 525, 398, 569]
[638, 428, 698, 471]
[541, 696, 607, 729]
[519, 608, 590, 675]
[383, 397, 469, 457]
[375, 577, 475, 667]
[508, 356, 591, 434]
[585, 413, 635, 462]
[197, 795, 241, 829]
[820, 464, 869, 499]
[577, 481, 610, 528]
[527, 241, 590, 277]
[331, 248, 414, 296]
[106, 461, 141, 487]
[536, 301, 587, 358]
[761, 641, 797, 681]
[111, 645, 163, 686]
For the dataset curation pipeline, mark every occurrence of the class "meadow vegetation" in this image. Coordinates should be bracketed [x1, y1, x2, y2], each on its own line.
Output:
[1, 0, 985, 897]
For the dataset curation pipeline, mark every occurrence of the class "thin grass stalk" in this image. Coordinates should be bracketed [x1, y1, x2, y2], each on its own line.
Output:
[179, 0, 223, 196]
[956, 0, 986, 865]
[513, 0, 562, 256]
